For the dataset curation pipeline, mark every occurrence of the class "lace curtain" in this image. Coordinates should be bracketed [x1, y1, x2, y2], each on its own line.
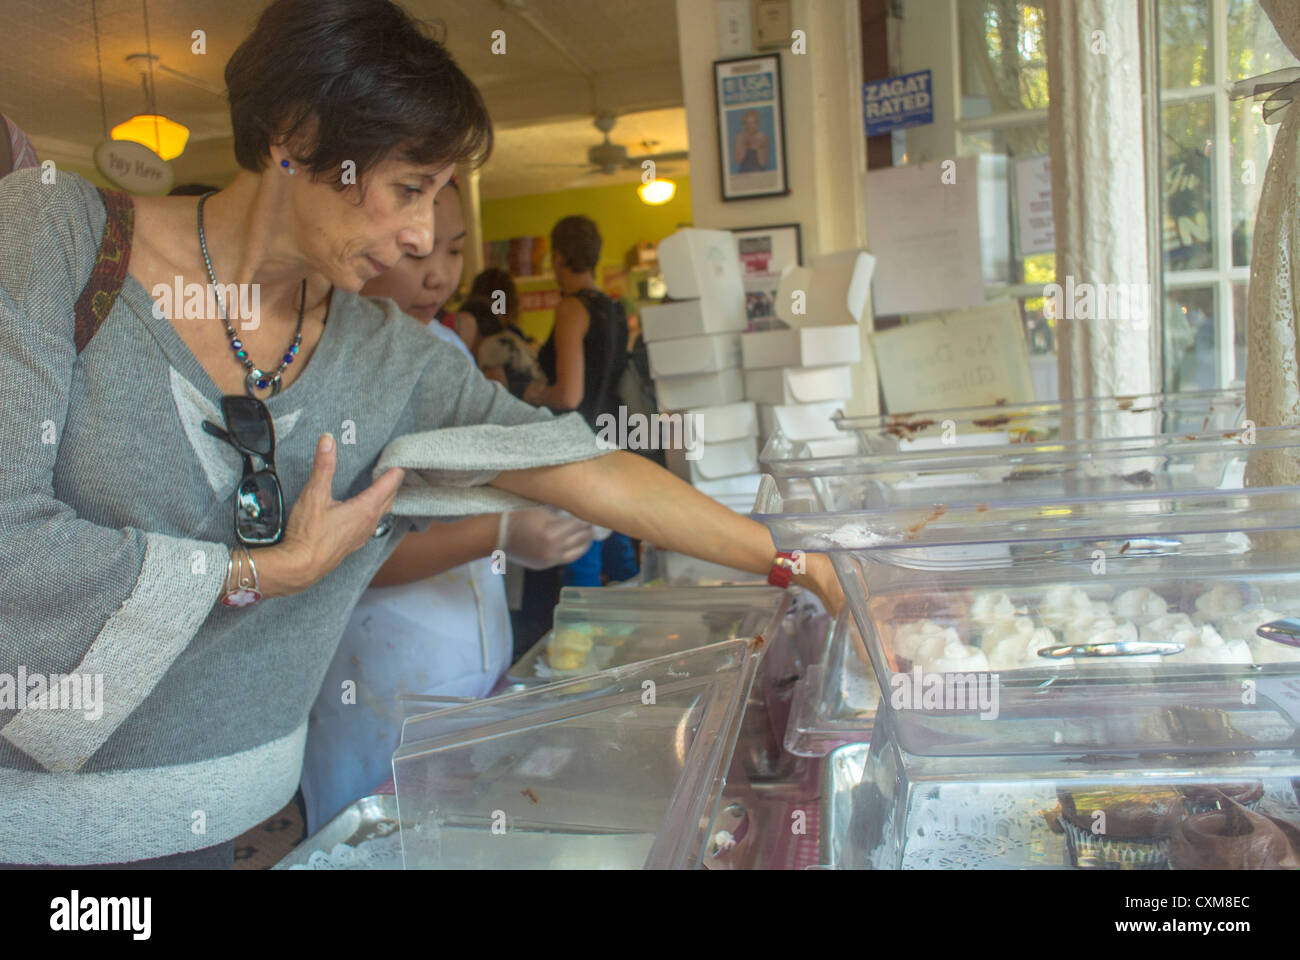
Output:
[1046, 0, 1158, 438]
[1245, 0, 1300, 489]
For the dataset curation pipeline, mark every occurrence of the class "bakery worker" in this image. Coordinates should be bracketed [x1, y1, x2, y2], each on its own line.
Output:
[299, 178, 595, 833]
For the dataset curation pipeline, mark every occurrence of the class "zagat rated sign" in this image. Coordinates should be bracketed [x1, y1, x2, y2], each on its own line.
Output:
[94, 139, 174, 195]
[863, 69, 934, 137]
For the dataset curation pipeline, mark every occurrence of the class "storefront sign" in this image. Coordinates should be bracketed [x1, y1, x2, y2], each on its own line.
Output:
[1014, 155, 1055, 255]
[863, 70, 933, 137]
[94, 139, 173, 195]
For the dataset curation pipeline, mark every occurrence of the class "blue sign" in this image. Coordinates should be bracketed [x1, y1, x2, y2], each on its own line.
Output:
[863, 69, 934, 137]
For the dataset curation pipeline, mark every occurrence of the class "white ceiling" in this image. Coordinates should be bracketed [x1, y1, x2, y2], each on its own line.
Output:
[0, 0, 687, 197]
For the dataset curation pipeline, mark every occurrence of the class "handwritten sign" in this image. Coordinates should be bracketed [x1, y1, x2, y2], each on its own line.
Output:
[863, 70, 934, 137]
[94, 140, 173, 195]
[873, 301, 1034, 412]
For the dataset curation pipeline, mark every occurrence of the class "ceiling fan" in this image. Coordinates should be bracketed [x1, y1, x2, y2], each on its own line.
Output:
[537, 111, 689, 175]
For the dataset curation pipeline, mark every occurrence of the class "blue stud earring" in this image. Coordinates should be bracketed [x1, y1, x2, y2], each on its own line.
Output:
[280, 158, 296, 175]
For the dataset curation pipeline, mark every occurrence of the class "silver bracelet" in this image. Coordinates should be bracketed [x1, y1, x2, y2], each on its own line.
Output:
[220, 544, 263, 607]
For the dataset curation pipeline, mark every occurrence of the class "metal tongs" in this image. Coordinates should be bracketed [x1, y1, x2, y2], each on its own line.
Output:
[1255, 618, 1300, 648]
[1038, 639, 1185, 659]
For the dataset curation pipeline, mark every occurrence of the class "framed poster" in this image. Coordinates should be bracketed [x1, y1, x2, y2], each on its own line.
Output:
[731, 223, 802, 331]
[714, 54, 789, 201]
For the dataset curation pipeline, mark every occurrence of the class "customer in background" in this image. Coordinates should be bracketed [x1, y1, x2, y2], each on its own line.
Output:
[516, 216, 638, 651]
[1, 113, 38, 176]
[300, 178, 594, 833]
[463, 267, 546, 398]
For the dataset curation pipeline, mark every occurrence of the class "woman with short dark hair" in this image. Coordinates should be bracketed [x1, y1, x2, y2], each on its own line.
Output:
[0, 0, 840, 868]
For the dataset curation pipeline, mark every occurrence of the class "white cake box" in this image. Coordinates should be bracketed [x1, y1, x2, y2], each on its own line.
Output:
[657, 229, 747, 331]
[688, 436, 759, 484]
[759, 401, 844, 441]
[655, 368, 744, 410]
[774, 250, 875, 328]
[743, 365, 854, 405]
[640, 299, 746, 342]
[647, 333, 742, 378]
[741, 325, 862, 369]
[689, 401, 757, 444]
[693, 471, 762, 499]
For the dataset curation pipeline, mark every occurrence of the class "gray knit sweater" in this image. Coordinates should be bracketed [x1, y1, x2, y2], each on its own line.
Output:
[0, 169, 603, 864]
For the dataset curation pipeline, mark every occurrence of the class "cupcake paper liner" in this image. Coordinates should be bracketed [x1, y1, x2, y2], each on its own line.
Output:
[1060, 817, 1171, 870]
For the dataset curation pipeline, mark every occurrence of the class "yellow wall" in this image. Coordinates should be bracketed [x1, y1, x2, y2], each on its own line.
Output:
[480, 176, 692, 341]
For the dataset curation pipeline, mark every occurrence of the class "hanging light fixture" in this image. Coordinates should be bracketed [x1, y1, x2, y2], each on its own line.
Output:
[111, 112, 189, 161]
[111, 4, 189, 161]
[638, 178, 676, 205]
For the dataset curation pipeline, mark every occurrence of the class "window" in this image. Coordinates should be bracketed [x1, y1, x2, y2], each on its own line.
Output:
[928, 0, 1295, 395]
[956, 2, 1055, 379]
[1158, 0, 1296, 391]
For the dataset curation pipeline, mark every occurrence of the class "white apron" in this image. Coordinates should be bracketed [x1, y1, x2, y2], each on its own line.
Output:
[300, 318, 513, 834]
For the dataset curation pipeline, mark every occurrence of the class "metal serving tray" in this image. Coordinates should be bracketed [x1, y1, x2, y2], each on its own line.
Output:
[274, 794, 404, 870]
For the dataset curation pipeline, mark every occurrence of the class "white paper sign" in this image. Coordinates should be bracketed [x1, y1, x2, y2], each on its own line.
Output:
[1015, 155, 1055, 255]
[865, 159, 985, 316]
[872, 301, 1034, 412]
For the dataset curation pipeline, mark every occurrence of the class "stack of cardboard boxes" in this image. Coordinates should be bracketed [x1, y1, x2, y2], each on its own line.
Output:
[641, 229, 762, 514]
[744, 250, 874, 453]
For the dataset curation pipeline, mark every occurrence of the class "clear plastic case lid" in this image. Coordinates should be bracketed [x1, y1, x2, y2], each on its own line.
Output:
[829, 387, 1244, 451]
[760, 426, 1297, 516]
[508, 584, 790, 683]
[392, 639, 762, 869]
[785, 612, 879, 757]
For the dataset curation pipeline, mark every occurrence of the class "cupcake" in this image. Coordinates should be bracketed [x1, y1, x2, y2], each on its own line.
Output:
[987, 624, 1067, 670]
[970, 591, 1025, 627]
[892, 620, 960, 666]
[915, 636, 989, 673]
[1057, 786, 1184, 869]
[1139, 612, 1196, 645]
[1164, 623, 1254, 666]
[1169, 800, 1300, 869]
[547, 626, 594, 671]
[1179, 783, 1264, 815]
[1195, 583, 1245, 619]
[1037, 585, 1096, 629]
[1114, 587, 1169, 622]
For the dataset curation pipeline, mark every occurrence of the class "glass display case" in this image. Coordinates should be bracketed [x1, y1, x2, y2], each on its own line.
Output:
[393, 639, 762, 869]
[826, 709, 1300, 870]
[755, 477, 1300, 757]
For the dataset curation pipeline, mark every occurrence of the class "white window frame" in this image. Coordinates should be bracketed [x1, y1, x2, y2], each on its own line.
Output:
[1159, 0, 1247, 389]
